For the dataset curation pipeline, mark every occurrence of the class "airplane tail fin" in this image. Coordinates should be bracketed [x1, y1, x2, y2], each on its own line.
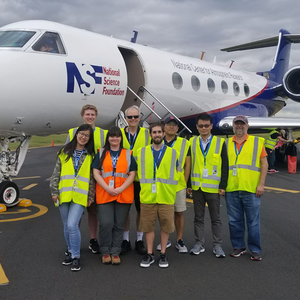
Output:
[221, 29, 300, 84]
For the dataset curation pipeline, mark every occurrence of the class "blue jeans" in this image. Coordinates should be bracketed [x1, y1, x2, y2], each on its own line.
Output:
[266, 147, 275, 170]
[225, 191, 261, 253]
[59, 202, 85, 258]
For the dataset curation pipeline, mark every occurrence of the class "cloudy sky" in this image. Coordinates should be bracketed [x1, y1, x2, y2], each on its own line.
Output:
[1, 0, 300, 116]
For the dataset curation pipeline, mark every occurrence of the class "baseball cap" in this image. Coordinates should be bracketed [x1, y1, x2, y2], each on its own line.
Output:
[164, 116, 178, 125]
[233, 115, 248, 124]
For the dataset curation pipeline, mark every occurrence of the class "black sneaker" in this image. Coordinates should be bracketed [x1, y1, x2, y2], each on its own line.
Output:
[62, 251, 72, 266]
[71, 258, 81, 271]
[230, 248, 247, 258]
[120, 240, 131, 255]
[89, 238, 100, 254]
[251, 252, 262, 261]
[159, 253, 169, 268]
[135, 240, 147, 255]
[140, 253, 155, 268]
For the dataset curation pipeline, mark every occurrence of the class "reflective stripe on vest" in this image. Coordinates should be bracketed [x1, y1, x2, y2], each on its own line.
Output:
[264, 130, 278, 149]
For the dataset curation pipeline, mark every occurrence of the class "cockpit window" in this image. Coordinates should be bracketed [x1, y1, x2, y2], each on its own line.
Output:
[0, 31, 36, 47]
[32, 32, 66, 54]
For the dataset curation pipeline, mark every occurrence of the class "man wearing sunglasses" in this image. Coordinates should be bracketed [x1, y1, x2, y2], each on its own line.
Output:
[189, 114, 228, 258]
[120, 105, 150, 255]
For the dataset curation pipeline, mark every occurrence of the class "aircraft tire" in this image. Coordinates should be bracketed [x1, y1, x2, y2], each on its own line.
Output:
[0, 181, 20, 207]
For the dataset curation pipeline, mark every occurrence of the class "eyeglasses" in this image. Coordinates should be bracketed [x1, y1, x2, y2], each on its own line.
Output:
[197, 124, 211, 128]
[126, 115, 139, 119]
[78, 132, 90, 138]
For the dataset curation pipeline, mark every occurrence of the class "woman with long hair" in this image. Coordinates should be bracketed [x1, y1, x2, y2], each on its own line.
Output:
[50, 124, 95, 272]
[92, 126, 136, 265]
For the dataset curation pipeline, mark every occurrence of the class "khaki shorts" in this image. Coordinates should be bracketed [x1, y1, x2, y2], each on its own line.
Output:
[139, 203, 175, 234]
[174, 188, 187, 213]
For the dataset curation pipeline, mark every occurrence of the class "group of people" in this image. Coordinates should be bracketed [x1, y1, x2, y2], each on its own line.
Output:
[50, 104, 268, 272]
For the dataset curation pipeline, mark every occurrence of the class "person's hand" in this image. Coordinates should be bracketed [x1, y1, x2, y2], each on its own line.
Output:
[87, 200, 93, 207]
[256, 184, 264, 197]
[187, 188, 192, 195]
[106, 187, 116, 196]
[219, 189, 225, 196]
[113, 187, 123, 195]
[52, 195, 59, 203]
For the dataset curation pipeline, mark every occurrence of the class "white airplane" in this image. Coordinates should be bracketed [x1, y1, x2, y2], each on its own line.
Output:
[1, 20, 300, 207]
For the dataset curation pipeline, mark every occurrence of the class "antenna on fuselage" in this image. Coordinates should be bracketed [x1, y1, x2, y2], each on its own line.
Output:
[229, 60, 235, 68]
[200, 51, 205, 60]
[131, 31, 138, 43]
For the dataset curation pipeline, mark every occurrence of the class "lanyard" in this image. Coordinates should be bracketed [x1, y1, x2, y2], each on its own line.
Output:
[151, 145, 164, 180]
[110, 149, 121, 177]
[128, 130, 137, 150]
[199, 136, 212, 167]
[74, 150, 84, 177]
[234, 141, 245, 165]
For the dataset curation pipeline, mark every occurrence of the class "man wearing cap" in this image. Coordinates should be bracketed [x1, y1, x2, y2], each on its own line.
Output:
[189, 114, 228, 258]
[156, 116, 190, 253]
[225, 115, 268, 261]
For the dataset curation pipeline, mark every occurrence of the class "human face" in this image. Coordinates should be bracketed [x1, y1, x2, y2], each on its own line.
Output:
[150, 126, 165, 145]
[82, 109, 97, 126]
[108, 135, 122, 149]
[233, 121, 249, 137]
[164, 122, 178, 136]
[76, 130, 90, 148]
[196, 120, 213, 138]
[126, 108, 140, 128]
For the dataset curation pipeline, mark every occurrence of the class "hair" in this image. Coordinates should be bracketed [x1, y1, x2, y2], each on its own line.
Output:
[58, 124, 94, 161]
[196, 113, 213, 124]
[125, 105, 140, 117]
[98, 126, 123, 170]
[149, 122, 164, 133]
[80, 104, 98, 117]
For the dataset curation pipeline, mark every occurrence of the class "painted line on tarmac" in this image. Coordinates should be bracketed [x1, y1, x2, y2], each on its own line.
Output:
[265, 186, 300, 193]
[14, 176, 41, 180]
[22, 183, 38, 190]
[0, 262, 9, 285]
[0, 204, 48, 223]
[0, 209, 31, 215]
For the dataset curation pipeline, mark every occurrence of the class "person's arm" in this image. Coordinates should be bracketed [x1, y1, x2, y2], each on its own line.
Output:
[184, 153, 191, 184]
[219, 143, 228, 195]
[93, 168, 115, 196]
[87, 169, 95, 207]
[256, 156, 268, 197]
[114, 171, 136, 195]
[50, 157, 61, 203]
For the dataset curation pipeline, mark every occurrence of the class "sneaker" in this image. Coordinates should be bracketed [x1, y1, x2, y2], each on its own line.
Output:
[212, 245, 226, 258]
[270, 169, 279, 173]
[120, 240, 131, 254]
[102, 254, 112, 265]
[71, 258, 81, 271]
[111, 255, 121, 265]
[140, 253, 155, 268]
[156, 240, 171, 251]
[176, 239, 188, 253]
[135, 240, 147, 255]
[62, 251, 72, 266]
[250, 252, 262, 261]
[159, 253, 169, 268]
[89, 238, 100, 254]
[64, 247, 69, 256]
[230, 248, 247, 257]
[190, 243, 205, 255]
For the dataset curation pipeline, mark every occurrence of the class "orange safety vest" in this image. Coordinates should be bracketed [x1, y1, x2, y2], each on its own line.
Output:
[95, 148, 134, 204]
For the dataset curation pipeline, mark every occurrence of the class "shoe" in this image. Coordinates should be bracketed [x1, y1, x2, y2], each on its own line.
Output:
[71, 258, 81, 271]
[212, 245, 226, 258]
[176, 239, 188, 253]
[190, 243, 205, 255]
[102, 254, 112, 264]
[89, 238, 100, 254]
[64, 247, 69, 256]
[111, 255, 121, 265]
[62, 251, 72, 265]
[135, 240, 147, 255]
[140, 253, 155, 268]
[230, 248, 247, 257]
[250, 252, 262, 261]
[120, 240, 132, 254]
[159, 253, 169, 268]
[156, 240, 171, 251]
[270, 169, 279, 173]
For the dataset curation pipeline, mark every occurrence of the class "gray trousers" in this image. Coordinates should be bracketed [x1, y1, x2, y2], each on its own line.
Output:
[98, 201, 131, 255]
[193, 188, 222, 246]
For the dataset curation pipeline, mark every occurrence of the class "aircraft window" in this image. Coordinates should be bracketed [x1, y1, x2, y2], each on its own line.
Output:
[191, 75, 200, 91]
[32, 32, 66, 54]
[244, 83, 250, 97]
[0, 30, 35, 47]
[207, 78, 215, 93]
[172, 72, 183, 90]
[221, 80, 228, 94]
[233, 82, 240, 96]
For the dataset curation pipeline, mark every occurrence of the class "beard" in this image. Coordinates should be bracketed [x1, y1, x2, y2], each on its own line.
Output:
[153, 137, 163, 145]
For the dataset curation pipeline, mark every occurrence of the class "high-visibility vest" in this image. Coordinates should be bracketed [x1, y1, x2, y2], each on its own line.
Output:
[69, 127, 107, 154]
[165, 137, 190, 191]
[95, 149, 134, 204]
[58, 152, 92, 207]
[190, 136, 224, 193]
[264, 130, 278, 150]
[226, 135, 264, 193]
[137, 145, 179, 205]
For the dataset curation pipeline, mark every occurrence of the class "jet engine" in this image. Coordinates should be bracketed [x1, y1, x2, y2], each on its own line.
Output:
[283, 66, 300, 101]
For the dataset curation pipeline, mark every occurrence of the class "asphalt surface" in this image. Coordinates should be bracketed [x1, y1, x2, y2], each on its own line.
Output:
[1, 146, 300, 300]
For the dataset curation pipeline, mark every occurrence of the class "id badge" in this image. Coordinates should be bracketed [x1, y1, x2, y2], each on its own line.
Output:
[233, 167, 237, 176]
[203, 168, 209, 178]
[73, 180, 78, 189]
[152, 184, 157, 193]
[109, 180, 114, 188]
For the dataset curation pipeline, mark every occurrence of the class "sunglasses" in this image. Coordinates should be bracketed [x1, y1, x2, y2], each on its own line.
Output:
[126, 115, 139, 119]
[197, 124, 211, 128]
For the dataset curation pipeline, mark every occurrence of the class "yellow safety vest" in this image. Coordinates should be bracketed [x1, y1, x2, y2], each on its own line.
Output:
[69, 127, 107, 154]
[226, 135, 264, 193]
[58, 152, 92, 207]
[264, 130, 278, 150]
[190, 135, 224, 193]
[137, 145, 179, 205]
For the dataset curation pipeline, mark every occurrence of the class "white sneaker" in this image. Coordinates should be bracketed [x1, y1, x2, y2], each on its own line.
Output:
[175, 239, 188, 253]
[156, 240, 171, 251]
[212, 245, 225, 258]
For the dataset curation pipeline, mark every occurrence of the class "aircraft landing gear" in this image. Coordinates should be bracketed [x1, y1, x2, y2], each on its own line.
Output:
[0, 181, 20, 207]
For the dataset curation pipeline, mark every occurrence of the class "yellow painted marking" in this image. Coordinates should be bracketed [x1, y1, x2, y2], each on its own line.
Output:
[0, 204, 48, 223]
[14, 176, 41, 180]
[0, 209, 31, 214]
[0, 262, 9, 285]
[265, 186, 300, 194]
[186, 198, 193, 203]
[22, 184, 38, 190]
